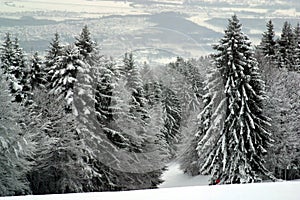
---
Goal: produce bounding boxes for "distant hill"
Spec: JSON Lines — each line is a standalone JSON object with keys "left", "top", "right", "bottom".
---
{"left": 0, "top": 16, "right": 57, "bottom": 27}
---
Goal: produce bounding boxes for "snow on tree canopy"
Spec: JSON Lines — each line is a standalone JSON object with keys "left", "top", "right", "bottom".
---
{"left": 184, "top": 15, "right": 274, "bottom": 185}
{"left": 49, "top": 45, "right": 85, "bottom": 108}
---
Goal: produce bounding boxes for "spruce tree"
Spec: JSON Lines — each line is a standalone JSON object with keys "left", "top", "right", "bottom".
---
{"left": 75, "top": 29, "right": 165, "bottom": 191}
{"left": 167, "top": 57, "right": 203, "bottom": 122}
{"left": 180, "top": 68, "right": 222, "bottom": 176}
{"left": 1, "top": 35, "right": 27, "bottom": 103}
{"left": 45, "top": 32, "right": 63, "bottom": 86}
{"left": 123, "top": 53, "right": 149, "bottom": 120}
{"left": 0, "top": 33, "right": 14, "bottom": 74}
{"left": 193, "top": 15, "right": 273, "bottom": 184}
{"left": 104, "top": 53, "right": 165, "bottom": 189}
{"left": 27, "top": 52, "right": 46, "bottom": 91}
{"left": 294, "top": 23, "right": 300, "bottom": 71}
{"left": 75, "top": 25, "right": 95, "bottom": 59}
{"left": 0, "top": 71, "right": 31, "bottom": 196}
{"left": 29, "top": 91, "right": 101, "bottom": 194}
{"left": 277, "top": 21, "right": 296, "bottom": 70}
{"left": 48, "top": 45, "right": 82, "bottom": 110}
{"left": 161, "top": 86, "right": 182, "bottom": 157}
{"left": 12, "top": 38, "right": 27, "bottom": 80}
{"left": 143, "top": 81, "right": 162, "bottom": 108}
{"left": 46, "top": 29, "right": 126, "bottom": 192}
{"left": 260, "top": 20, "right": 276, "bottom": 59}
{"left": 8, "top": 37, "right": 28, "bottom": 103}
{"left": 264, "top": 67, "right": 300, "bottom": 180}
{"left": 95, "top": 56, "right": 120, "bottom": 124}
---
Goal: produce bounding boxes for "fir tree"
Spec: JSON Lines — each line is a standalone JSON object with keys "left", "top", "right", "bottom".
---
{"left": 180, "top": 135, "right": 201, "bottom": 176}
{"left": 29, "top": 91, "right": 101, "bottom": 194}
{"left": 12, "top": 38, "right": 27, "bottom": 81}
{"left": 95, "top": 56, "right": 120, "bottom": 124}
{"left": 75, "top": 25, "right": 95, "bottom": 59}
{"left": 103, "top": 54, "right": 166, "bottom": 189}
{"left": 75, "top": 30, "right": 165, "bottom": 191}
{"left": 121, "top": 52, "right": 156, "bottom": 154}
{"left": 92, "top": 56, "right": 135, "bottom": 154}
{"left": 180, "top": 68, "right": 223, "bottom": 176}
{"left": 4, "top": 36, "right": 28, "bottom": 103}
{"left": 46, "top": 33, "right": 63, "bottom": 62}
{"left": 27, "top": 52, "right": 46, "bottom": 91}
{"left": 161, "top": 86, "right": 182, "bottom": 157}
{"left": 0, "top": 71, "right": 31, "bottom": 196}
{"left": 144, "top": 81, "right": 162, "bottom": 108}
{"left": 45, "top": 32, "right": 63, "bottom": 86}
{"left": 264, "top": 67, "right": 300, "bottom": 180}
{"left": 45, "top": 30, "right": 132, "bottom": 192}
{"left": 122, "top": 53, "right": 149, "bottom": 120}
{"left": 169, "top": 57, "right": 203, "bottom": 99}
{"left": 294, "top": 23, "right": 300, "bottom": 71}
{"left": 143, "top": 80, "right": 171, "bottom": 158}
{"left": 260, "top": 20, "right": 276, "bottom": 59}
{"left": 167, "top": 57, "right": 203, "bottom": 122}
{"left": 276, "top": 21, "right": 296, "bottom": 70}
{"left": 0, "top": 33, "right": 14, "bottom": 74}
{"left": 193, "top": 15, "right": 273, "bottom": 184}
{"left": 48, "top": 45, "right": 83, "bottom": 110}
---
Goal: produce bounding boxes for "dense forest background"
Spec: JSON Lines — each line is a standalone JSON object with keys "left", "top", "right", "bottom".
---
{"left": 0, "top": 15, "right": 299, "bottom": 196}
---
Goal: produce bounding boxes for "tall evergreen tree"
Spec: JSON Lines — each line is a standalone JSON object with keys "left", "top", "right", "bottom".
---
{"left": 95, "top": 56, "right": 120, "bottom": 124}
{"left": 260, "top": 20, "right": 276, "bottom": 59}
{"left": 45, "top": 33, "right": 63, "bottom": 62}
{"left": 27, "top": 52, "right": 46, "bottom": 91}
{"left": 166, "top": 57, "right": 203, "bottom": 124}
{"left": 294, "top": 23, "right": 300, "bottom": 71}
{"left": 1, "top": 36, "right": 28, "bottom": 103}
{"left": 101, "top": 53, "right": 166, "bottom": 189}
{"left": 264, "top": 67, "right": 300, "bottom": 180}
{"left": 161, "top": 86, "right": 182, "bottom": 157}
{"left": 0, "top": 33, "right": 14, "bottom": 74}
{"left": 180, "top": 68, "right": 223, "bottom": 176}
{"left": 12, "top": 38, "right": 27, "bottom": 81}
{"left": 75, "top": 25, "right": 95, "bottom": 59}
{"left": 276, "top": 21, "right": 296, "bottom": 70}
{"left": 29, "top": 90, "right": 101, "bottom": 194}
{"left": 48, "top": 45, "right": 82, "bottom": 110}
{"left": 45, "top": 32, "right": 63, "bottom": 86}
{"left": 189, "top": 15, "right": 273, "bottom": 184}
{"left": 143, "top": 81, "right": 162, "bottom": 108}
{"left": 123, "top": 53, "right": 149, "bottom": 120}
{"left": 0, "top": 71, "right": 31, "bottom": 196}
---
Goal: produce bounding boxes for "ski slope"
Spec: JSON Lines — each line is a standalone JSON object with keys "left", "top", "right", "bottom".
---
{"left": 1, "top": 163, "right": 300, "bottom": 200}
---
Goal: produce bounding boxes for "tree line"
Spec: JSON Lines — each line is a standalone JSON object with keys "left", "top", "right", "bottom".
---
{"left": 0, "top": 25, "right": 204, "bottom": 196}
{"left": 0, "top": 15, "right": 299, "bottom": 196}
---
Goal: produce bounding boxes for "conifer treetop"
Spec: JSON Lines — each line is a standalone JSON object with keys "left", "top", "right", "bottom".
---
{"left": 260, "top": 20, "right": 276, "bottom": 57}
{"left": 46, "top": 32, "right": 63, "bottom": 60}
{"left": 75, "top": 25, "right": 95, "bottom": 59}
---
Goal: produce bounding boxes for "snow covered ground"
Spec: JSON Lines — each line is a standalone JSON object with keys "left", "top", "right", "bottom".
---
{"left": 159, "top": 162, "right": 210, "bottom": 188}
{"left": 1, "top": 181, "right": 299, "bottom": 200}
{"left": 1, "top": 162, "right": 300, "bottom": 200}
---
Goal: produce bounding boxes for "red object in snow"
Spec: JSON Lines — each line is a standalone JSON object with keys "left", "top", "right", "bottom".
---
{"left": 216, "top": 179, "right": 220, "bottom": 184}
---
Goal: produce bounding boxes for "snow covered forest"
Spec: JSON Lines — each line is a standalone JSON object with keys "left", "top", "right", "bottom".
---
{"left": 0, "top": 15, "right": 299, "bottom": 197}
